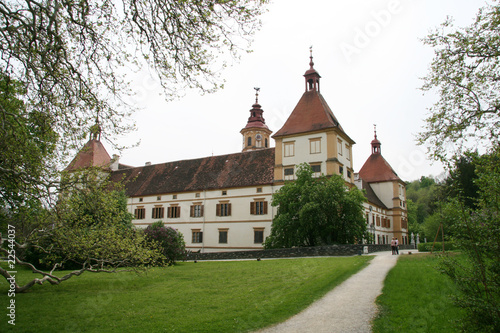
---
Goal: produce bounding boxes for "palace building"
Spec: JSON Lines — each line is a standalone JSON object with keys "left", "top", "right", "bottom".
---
{"left": 66, "top": 54, "right": 408, "bottom": 252}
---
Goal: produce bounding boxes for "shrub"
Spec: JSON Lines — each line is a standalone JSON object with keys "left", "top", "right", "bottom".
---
{"left": 144, "top": 222, "right": 186, "bottom": 265}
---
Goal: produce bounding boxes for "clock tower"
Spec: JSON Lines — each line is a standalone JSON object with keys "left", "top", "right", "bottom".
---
{"left": 240, "top": 88, "right": 272, "bottom": 152}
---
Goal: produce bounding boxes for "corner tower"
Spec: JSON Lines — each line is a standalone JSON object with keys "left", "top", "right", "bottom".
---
{"left": 272, "top": 50, "right": 355, "bottom": 184}
{"left": 240, "top": 88, "right": 272, "bottom": 152}
{"left": 358, "top": 127, "right": 408, "bottom": 243}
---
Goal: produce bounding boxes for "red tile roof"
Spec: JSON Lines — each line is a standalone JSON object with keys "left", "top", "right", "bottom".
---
{"left": 65, "top": 139, "right": 112, "bottom": 171}
{"left": 272, "top": 90, "right": 353, "bottom": 143}
{"left": 110, "top": 148, "right": 275, "bottom": 197}
{"left": 358, "top": 153, "right": 401, "bottom": 183}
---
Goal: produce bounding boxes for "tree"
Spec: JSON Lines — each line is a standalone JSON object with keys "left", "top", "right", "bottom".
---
{"left": 442, "top": 152, "right": 480, "bottom": 210}
{"left": 0, "top": 169, "right": 162, "bottom": 293}
{"left": 438, "top": 147, "right": 500, "bottom": 332}
{"left": 0, "top": 73, "right": 58, "bottom": 211}
{"left": 418, "top": 6, "right": 500, "bottom": 330}
{"left": 264, "top": 164, "right": 366, "bottom": 249}
{"left": 418, "top": 2, "right": 500, "bottom": 162}
{"left": 406, "top": 176, "right": 439, "bottom": 225}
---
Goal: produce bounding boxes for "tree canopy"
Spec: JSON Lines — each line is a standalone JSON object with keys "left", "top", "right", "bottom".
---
{"left": 0, "top": 0, "right": 269, "bottom": 203}
{"left": 264, "top": 164, "right": 366, "bottom": 249}
{"left": 418, "top": 2, "right": 500, "bottom": 162}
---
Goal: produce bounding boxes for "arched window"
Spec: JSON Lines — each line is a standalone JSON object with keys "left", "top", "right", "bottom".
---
{"left": 247, "top": 137, "right": 252, "bottom": 146}
{"left": 265, "top": 138, "right": 268, "bottom": 148}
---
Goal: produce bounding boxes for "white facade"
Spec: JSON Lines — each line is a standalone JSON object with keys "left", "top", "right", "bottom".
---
{"left": 129, "top": 185, "right": 280, "bottom": 252}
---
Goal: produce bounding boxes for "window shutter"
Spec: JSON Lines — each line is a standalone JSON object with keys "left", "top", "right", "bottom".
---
{"left": 264, "top": 201, "right": 268, "bottom": 214}
{"left": 200, "top": 205, "right": 204, "bottom": 217}
{"left": 216, "top": 204, "right": 221, "bottom": 216}
{"left": 190, "top": 205, "right": 194, "bottom": 217}
{"left": 228, "top": 203, "right": 232, "bottom": 216}
{"left": 250, "top": 202, "right": 255, "bottom": 215}
{"left": 167, "top": 206, "right": 172, "bottom": 218}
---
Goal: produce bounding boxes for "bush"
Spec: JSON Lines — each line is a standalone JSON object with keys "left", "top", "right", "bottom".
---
{"left": 144, "top": 222, "right": 186, "bottom": 265}
{"left": 418, "top": 242, "right": 456, "bottom": 252}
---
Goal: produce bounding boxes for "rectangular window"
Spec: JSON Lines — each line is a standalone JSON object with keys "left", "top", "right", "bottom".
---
{"left": 345, "top": 144, "right": 350, "bottom": 160}
{"left": 222, "top": 190, "right": 227, "bottom": 196}
{"left": 152, "top": 206, "right": 164, "bottom": 219}
{"left": 216, "top": 203, "right": 231, "bottom": 216}
{"left": 338, "top": 139, "right": 343, "bottom": 156}
{"left": 167, "top": 205, "right": 181, "bottom": 218}
{"left": 284, "top": 167, "right": 294, "bottom": 180}
{"left": 310, "top": 138, "right": 321, "bottom": 154}
{"left": 173, "top": 194, "right": 177, "bottom": 199}
{"left": 376, "top": 216, "right": 381, "bottom": 227}
{"left": 347, "top": 170, "right": 352, "bottom": 179}
{"left": 157, "top": 196, "right": 161, "bottom": 201}
{"left": 250, "top": 201, "right": 268, "bottom": 215}
{"left": 134, "top": 207, "right": 145, "bottom": 219}
{"left": 256, "top": 187, "right": 263, "bottom": 193}
{"left": 311, "top": 164, "right": 321, "bottom": 177}
{"left": 254, "top": 229, "right": 264, "bottom": 244}
{"left": 218, "top": 229, "right": 228, "bottom": 244}
{"left": 284, "top": 142, "right": 295, "bottom": 157}
{"left": 195, "top": 192, "right": 201, "bottom": 198}
{"left": 339, "top": 166, "right": 344, "bottom": 175}
{"left": 190, "top": 204, "right": 204, "bottom": 218}
{"left": 192, "top": 230, "right": 203, "bottom": 243}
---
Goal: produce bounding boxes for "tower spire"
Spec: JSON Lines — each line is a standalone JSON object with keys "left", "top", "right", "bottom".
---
{"left": 309, "top": 46, "right": 314, "bottom": 69}
{"left": 240, "top": 89, "right": 272, "bottom": 152}
{"left": 304, "top": 47, "right": 321, "bottom": 92}
{"left": 254, "top": 87, "right": 260, "bottom": 104}
{"left": 371, "top": 124, "right": 381, "bottom": 154}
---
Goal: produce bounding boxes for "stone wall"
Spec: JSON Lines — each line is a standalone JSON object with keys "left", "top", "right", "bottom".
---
{"left": 186, "top": 244, "right": 415, "bottom": 261}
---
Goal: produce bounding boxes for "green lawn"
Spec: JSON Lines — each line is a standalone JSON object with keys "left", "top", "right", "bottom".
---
{"left": 372, "top": 253, "right": 464, "bottom": 332}
{"left": 0, "top": 256, "right": 371, "bottom": 332}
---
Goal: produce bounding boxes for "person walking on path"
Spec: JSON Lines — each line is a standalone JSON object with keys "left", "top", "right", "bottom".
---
{"left": 391, "top": 238, "right": 396, "bottom": 255}
{"left": 254, "top": 251, "right": 406, "bottom": 333}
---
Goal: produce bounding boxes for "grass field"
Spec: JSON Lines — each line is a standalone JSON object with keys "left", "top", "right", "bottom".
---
{"left": 372, "top": 253, "right": 464, "bottom": 332}
{"left": 0, "top": 256, "right": 371, "bottom": 332}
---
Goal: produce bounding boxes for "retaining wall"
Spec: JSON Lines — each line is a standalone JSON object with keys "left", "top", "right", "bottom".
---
{"left": 186, "top": 244, "right": 416, "bottom": 261}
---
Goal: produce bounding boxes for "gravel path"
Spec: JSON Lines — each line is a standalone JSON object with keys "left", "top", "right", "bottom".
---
{"left": 254, "top": 251, "right": 405, "bottom": 333}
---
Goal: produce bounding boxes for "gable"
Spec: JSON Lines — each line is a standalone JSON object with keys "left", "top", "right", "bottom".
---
{"left": 273, "top": 90, "right": 354, "bottom": 144}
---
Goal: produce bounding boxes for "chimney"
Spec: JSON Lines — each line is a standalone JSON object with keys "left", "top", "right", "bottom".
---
{"left": 145, "top": 162, "right": 152, "bottom": 166}
{"left": 111, "top": 154, "right": 120, "bottom": 171}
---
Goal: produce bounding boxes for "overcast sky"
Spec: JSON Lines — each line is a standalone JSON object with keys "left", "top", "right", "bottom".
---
{"left": 112, "top": 0, "right": 488, "bottom": 182}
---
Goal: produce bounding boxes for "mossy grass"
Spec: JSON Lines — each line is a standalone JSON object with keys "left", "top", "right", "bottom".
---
{"left": 1, "top": 256, "right": 371, "bottom": 332}
{"left": 372, "top": 253, "right": 464, "bottom": 332}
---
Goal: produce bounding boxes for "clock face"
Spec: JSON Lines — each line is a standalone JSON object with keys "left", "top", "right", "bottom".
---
{"left": 256, "top": 134, "right": 262, "bottom": 141}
